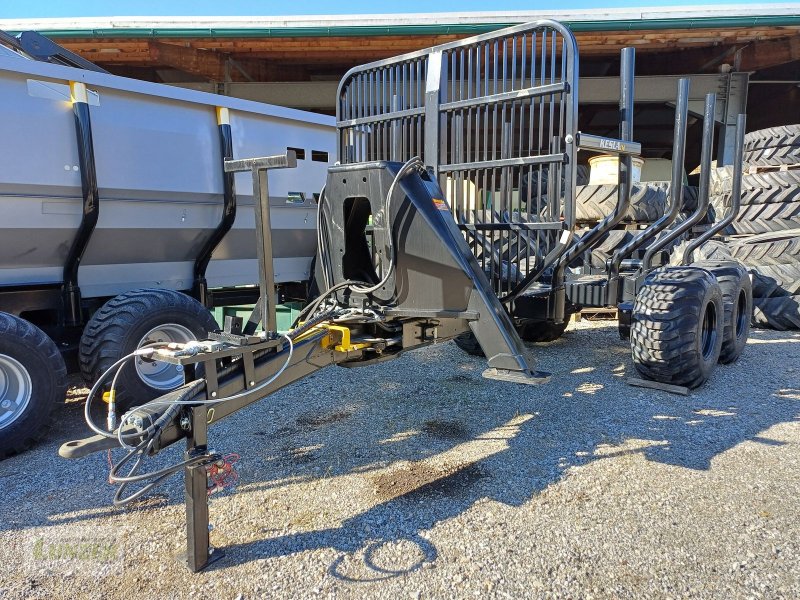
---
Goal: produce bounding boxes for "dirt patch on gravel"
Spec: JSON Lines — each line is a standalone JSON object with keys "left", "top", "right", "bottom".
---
{"left": 296, "top": 409, "right": 353, "bottom": 429}
{"left": 371, "top": 461, "right": 487, "bottom": 502}
{"left": 422, "top": 419, "right": 469, "bottom": 440}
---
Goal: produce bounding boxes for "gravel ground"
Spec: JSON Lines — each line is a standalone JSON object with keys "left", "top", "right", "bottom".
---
{"left": 1, "top": 320, "right": 799, "bottom": 599}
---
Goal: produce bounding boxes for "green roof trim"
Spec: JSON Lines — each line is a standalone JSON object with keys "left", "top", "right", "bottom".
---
{"left": 10, "top": 15, "right": 800, "bottom": 39}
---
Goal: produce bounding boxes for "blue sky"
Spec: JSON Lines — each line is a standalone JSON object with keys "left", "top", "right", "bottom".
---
{"left": 1, "top": 0, "right": 787, "bottom": 19}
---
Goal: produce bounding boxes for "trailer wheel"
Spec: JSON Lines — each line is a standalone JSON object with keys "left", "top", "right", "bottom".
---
{"left": 452, "top": 331, "right": 484, "bottom": 356}
{"left": 79, "top": 289, "right": 218, "bottom": 406}
{"left": 0, "top": 312, "right": 67, "bottom": 458}
{"left": 630, "top": 267, "right": 724, "bottom": 388}
{"left": 516, "top": 320, "right": 568, "bottom": 343}
{"left": 693, "top": 261, "right": 752, "bottom": 364}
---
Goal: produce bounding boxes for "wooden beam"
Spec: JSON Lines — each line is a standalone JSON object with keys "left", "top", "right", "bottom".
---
{"left": 738, "top": 35, "right": 800, "bottom": 71}
{"left": 148, "top": 41, "right": 225, "bottom": 80}
{"left": 58, "top": 26, "right": 800, "bottom": 76}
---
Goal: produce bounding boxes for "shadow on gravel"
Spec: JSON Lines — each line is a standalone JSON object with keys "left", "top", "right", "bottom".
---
{"left": 212, "top": 327, "right": 800, "bottom": 578}
{"left": 3, "top": 326, "right": 799, "bottom": 581}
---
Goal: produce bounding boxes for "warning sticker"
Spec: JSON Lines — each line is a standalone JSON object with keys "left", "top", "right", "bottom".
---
{"left": 432, "top": 198, "right": 450, "bottom": 211}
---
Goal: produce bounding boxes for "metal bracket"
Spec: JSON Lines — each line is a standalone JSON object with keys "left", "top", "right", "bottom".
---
{"left": 576, "top": 132, "right": 642, "bottom": 156}
{"left": 224, "top": 152, "right": 298, "bottom": 336}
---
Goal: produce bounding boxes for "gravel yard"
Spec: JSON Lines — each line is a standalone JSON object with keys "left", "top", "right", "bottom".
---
{"left": 1, "top": 319, "right": 798, "bottom": 599}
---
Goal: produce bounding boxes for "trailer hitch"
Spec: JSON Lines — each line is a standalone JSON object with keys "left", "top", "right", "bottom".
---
{"left": 62, "top": 143, "right": 549, "bottom": 571}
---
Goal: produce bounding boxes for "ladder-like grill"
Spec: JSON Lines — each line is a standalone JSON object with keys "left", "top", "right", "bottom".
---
{"left": 336, "top": 20, "right": 579, "bottom": 299}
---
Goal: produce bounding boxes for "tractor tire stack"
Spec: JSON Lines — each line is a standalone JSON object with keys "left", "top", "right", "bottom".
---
{"left": 572, "top": 181, "right": 700, "bottom": 271}
{"left": 705, "top": 124, "right": 800, "bottom": 330}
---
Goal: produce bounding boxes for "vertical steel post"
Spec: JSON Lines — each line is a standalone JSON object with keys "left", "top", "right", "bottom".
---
{"left": 681, "top": 113, "right": 746, "bottom": 263}
{"left": 680, "top": 93, "right": 717, "bottom": 265}
{"left": 251, "top": 167, "right": 278, "bottom": 335}
{"left": 551, "top": 47, "right": 636, "bottom": 316}
{"left": 424, "top": 51, "right": 444, "bottom": 174}
{"left": 194, "top": 107, "right": 237, "bottom": 307}
{"left": 641, "top": 93, "right": 716, "bottom": 268}
{"left": 391, "top": 94, "right": 403, "bottom": 162}
{"left": 62, "top": 81, "right": 100, "bottom": 327}
{"left": 185, "top": 406, "right": 212, "bottom": 573}
{"left": 609, "top": 78, "right": 690, "bottom": 280}
{"left": 717, "top": 72, "right": 749, "bottom": 166}
{"left": 561, "top": 31, "right": 579, "bottom": 231}
{"left": 617, "top": 47, "right": 635, "bottom": 218}
{"left": 728, "top": 114, "right": 747, "bottom": 221}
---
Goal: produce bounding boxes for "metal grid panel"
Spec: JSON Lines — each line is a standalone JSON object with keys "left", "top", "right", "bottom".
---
{"left": 337, "top": 20, "right": 578, "bottom": 297}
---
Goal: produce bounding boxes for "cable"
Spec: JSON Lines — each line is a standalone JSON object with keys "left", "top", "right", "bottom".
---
{"left": 316, "top": 184, "right": 333, "bottom": 291}
{"left": 144, "top": 333, "right": 295, "bottom": 407}
{"left": 83, "top": 346, "right": 165, "bottom": 441}
{"left": 103, "top": 330, "right": 300, "bottom": 506}
{"left": 293, "top": 279, "right": 365, "bottom": 326}
{"left": 110, "top": 435, "right": 218, "bottom": 506}
{"left": 350, "top": 156, "right": 423, "bottom": 295}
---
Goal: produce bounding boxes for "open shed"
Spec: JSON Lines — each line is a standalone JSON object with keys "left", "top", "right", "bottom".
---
{"left": 3, "top": 4, "right": 799, "bottom": 168}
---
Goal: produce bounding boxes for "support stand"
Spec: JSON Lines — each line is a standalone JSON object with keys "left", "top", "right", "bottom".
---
{"left": 181, "top": 152, "right": 297, "bottom": 572}
{"left": 182, "top": 405, "right": 224, "bottom": 572}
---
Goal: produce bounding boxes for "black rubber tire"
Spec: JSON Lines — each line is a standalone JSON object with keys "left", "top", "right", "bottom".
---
{"left": 79, "top": 289, "right": 218, "bottom": 406}
{"left": 749, "top": 263, "right": 800, "bottom": 298}
{"left": 575, "top": 183, "right": 668, "bottom": 224}
{"left": 693, "top": 261, "right": 752, "bottom": 364}
{"left": 710, "top": 166, "right": 735, "bottom": 197}
{"left": 516, "top": 320, "right": 568, "bottom": 343}
{"left": 0, "top": 312, "right": 67, "bottom": 459}
{"left": 710, "top": 171, "right": 800, "bottom": 234}
{"left": 669, "top": 239, "right": 734, "bottom": 266}
{"left": 743, "top": 170, "right": 800, "bottom": 201}
{"left": 453, "top": 331, "right": 485, "bottom": 356}
{"left": 677, "top": 185, "right": 700, "bottom": 214}
{"left": 575, "top": 165, "right": 590, "bottom": 186}
{"left": 519, "top": 165, "right": 590, "bottom": 213}
{"left": 707, "top": 194, "right": 734, "bottom": 229}
{"left": 630, "top": 267, "right": 724, "bottom": 388}
{"left": 745, "top": 146, "right": 800, "bottom": 168}
{"left": 744, "top": 124, "right": 800, "bottom": 151}
{"left": 752, "top": 295, "right": 800, "bottom": 330}
{"left": 731, "top": 202, "right": 800, "bottom": 234}
{"left": 589, "top": 229, "right": 635, "bottom": 270}
{"left": 711, "top": 170, "right": 800, "bottom": 205}
{"left": 743, "top": 125, "right": 800, "bottom": 167}
{"left": 728, "top": 229, "right": 800, "bottom": 267}
{"left": 569, "top": 228, "right": 635, "bottom": 271}
{"left": 641, "top": 181, "right": 700, "bottom": 214}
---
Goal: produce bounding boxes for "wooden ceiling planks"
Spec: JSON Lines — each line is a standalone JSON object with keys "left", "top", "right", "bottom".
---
{"left": 54, "top": 26, "right": 800, "bottom": 77}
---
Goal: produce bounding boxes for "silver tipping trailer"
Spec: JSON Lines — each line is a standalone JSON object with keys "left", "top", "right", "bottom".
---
{"left": 0, "top": 49, "right": 333, "bottom": 297}
{"left": 0, "top": 33, "right": 334, "bottom": 458}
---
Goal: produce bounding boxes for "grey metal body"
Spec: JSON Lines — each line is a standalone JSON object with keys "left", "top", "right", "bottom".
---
{"left": 320, "top": 161, "right": 541, "bottom": 376}
{"left": 0, "top": 54, "right": 335, "bottom": 298}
